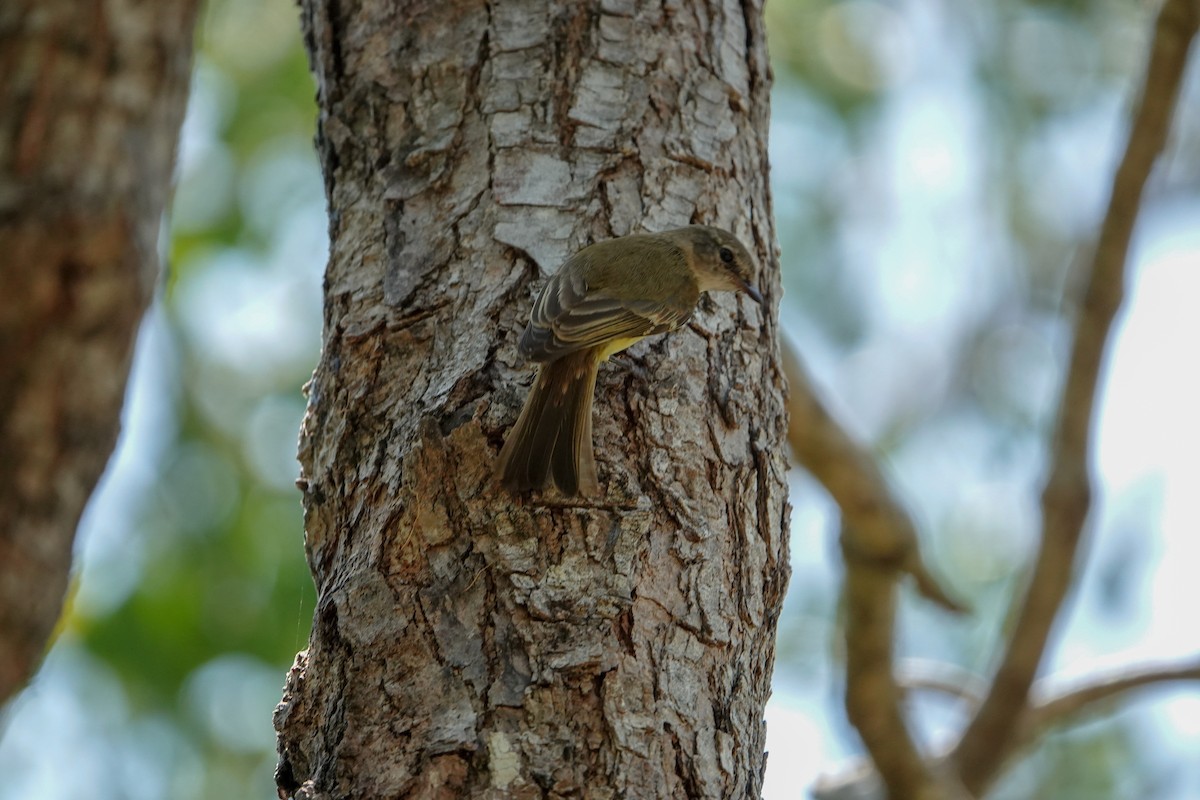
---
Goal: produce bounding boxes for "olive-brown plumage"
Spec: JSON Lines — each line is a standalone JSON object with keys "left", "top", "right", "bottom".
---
{"left": 497, "top": 225, "right": 761, "bottom": 496}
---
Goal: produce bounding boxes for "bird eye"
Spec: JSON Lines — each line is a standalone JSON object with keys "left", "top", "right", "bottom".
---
{"left": 719, "top": 247, "right": 734, "bottom": 264}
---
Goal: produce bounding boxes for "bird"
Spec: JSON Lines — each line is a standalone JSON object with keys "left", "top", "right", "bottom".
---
{"left": 496, "top": 224, "right": 762, "bottom": 496}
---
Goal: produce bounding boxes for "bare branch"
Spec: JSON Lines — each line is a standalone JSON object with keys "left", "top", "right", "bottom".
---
{"left": 783, "top": 339, "right": 965, "bottom": 799}
{"left": 952, "top": 1, "right": 1200, "bottom": 792}
{"left": 1021, "top": 658, "right": 1200, "bottom": 744}
{"left": 903, "top": 656, "right": 1200, "bottom": 752}
{"left": 815, "top": 657, "right": 1200, "bottom": 800}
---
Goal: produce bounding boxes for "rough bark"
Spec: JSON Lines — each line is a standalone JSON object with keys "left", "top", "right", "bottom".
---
{"left": 274, "top": 0, "right": 789, "bottom": 798}
{"left": 0, "top": 0, "right": 200, "bottom": 704}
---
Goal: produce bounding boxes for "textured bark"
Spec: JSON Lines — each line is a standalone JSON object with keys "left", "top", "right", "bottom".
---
{"left": 0, "top": 0, "right": 199, "bottom": 703}
{"left": 275, "top": 0, "right": 789, "bottom": 798}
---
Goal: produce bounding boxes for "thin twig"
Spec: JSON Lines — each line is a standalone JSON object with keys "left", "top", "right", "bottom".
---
{"left": 899, "top": 660, "right": 988, "bottom": 708}
{"left": 783, "top": 339, "right": 965, "bottom": 800}
{"left": 1021, "top": 658, "right": 1200, "bottom": 745}
{"left": 952, "top": 1, "right": 1200, "bottom": 793}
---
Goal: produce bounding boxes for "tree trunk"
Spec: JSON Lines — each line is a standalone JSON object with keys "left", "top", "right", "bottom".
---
{"left": 0, "top": 0, "right": 199, "bottom": 704}
{"left": 274, "top": 0, "right": 789, "bottom": 797}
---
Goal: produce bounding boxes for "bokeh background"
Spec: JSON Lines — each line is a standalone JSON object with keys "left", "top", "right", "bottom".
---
{"left": 2, "top": 0, "right": 1198, "bottom": 797}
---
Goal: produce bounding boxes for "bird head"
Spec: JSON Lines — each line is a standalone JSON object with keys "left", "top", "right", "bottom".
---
{"left": 670, "top": 225, "right": 763, "bottom": 303}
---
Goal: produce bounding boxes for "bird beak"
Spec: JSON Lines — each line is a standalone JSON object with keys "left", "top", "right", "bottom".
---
{"left": 740, "top": 279, "right": 764, "bottom": 304}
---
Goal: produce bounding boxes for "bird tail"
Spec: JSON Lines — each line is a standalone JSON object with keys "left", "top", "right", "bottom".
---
{"left": 496, "top": 349, "right": 599, "bottom": 496}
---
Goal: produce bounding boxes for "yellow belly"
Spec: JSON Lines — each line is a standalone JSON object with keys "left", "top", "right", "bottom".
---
{"left": 596, "top": 336, "right": 646, "bottom": 361}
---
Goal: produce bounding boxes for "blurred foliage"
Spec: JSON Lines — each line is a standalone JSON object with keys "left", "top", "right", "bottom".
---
{"left": 2, "top": 0, "right": 1198, "bottom": 797}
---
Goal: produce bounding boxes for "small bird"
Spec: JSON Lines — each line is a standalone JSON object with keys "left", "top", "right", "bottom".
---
{"left": 496, "top": 225, "right": 762, "bottom": 496}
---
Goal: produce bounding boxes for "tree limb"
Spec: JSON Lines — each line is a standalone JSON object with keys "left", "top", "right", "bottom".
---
{"left": 951, "top": 0, "right": 1200, "bottom": 792}
{"left": 783, "top": 339, "right": 965, "bottom": 799}
{"left": 0, "top": 0, "right": 199, "bottom": 704}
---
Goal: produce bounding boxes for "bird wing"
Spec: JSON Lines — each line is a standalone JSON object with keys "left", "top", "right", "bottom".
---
{"left": 518, "top": 266, "right": 695, "bottom": 362}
